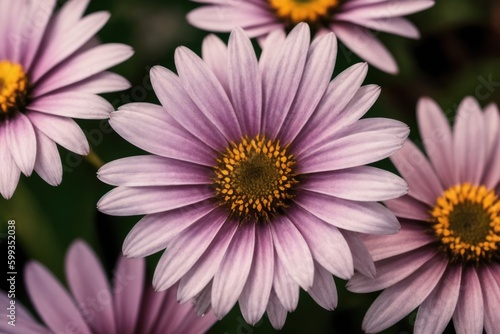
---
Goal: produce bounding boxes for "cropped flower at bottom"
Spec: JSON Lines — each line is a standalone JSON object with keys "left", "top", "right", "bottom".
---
{"left": 348, "top": 97, "right": 500, "bottom": 334}
{"left": 98, "top": 24, "right": 409, "bottom": 329}
{"left": 0, "top": 241, "right": 217, "bottom": 334}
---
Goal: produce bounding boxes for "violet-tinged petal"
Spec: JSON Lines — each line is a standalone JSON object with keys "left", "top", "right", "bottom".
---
{"left": 177, "top": 220, "right": 238, "bottom": 302}
{"left": 262, "top": 23, "right": 309, "bottom": 138}
{"left": 25, "top": 262, "right": 92, "bottom": 334}
{"left": 479, "top": 266, "right": 500, "bottom": 334}
{"left": 6, "top": 113, "right": 36, "bottom": 176}
{"left": 0, "top": 126, "right": 21, "bottom": 199}
{"left": 289, "top": 206, "right": 354, "bottom": 279}
{"left": 332, "top": 22, "right": 398, "bottom": 74}
{"left": 266, "top": 290, "right": 288, "bottom": 330}
{"left": 212, "top": 223, "right": 256, "bottom": 318}
{"left": 28, "top": 92, "right": 113, "bottom": 119}
{"left": 271, "top": 215, "right": 314, "bottom": 290}
{"left": 239, "top": 226, "right": 274, "bottom": 325}
{"left": 175, "top": 46, "right": 242, "bottom": 141}
{"left": 384, "top": 195, "right": 431, "bottom": 221}
{"left": 340, "top": 230, "right": 376, "bottom": 278}
{"left": 414, "top": 265, "right": 462, "bottom": 334}
{"left": 301, "top": 166, "right": 408, "bottom": 202}
{"left": 59, "top": 71, "right": 131, "bottom": 95}
{"left": 452, "top": 268, "right": 484, "bottom": 334}
{"left": 228, "top": 28, "right": 262, "bottom": 136}
{"left": 113, "top": 257, "right": 145, "bottom": 334}
{"left": 202, "top": 34, "right": 230, "bottom": 93}
{"left": 362, "top": 256, "right": 447, "bottom": 333}
{"left": 97, "top": 185, "right": 213, "bottom": 216}
{"left": 153, "top": 209, "right": 227, "bottom": 291}
{"left": 65, "top": 241, "right": 116, "bottom": 334}
{"left": 308, "top": 262, "right": 338, "bottom": 310}
{"left": 273, "top": 255, "right": 300, "bottom": 312}
{"left": 97, "top": 155, "right": 211, "bottom": 187}
{"left": 416, "top": 97, "right": 455, "bottom": 187}
{"left": 122, "top": 202, "right": 216, "bottom": 258}
{"left": 295, "top": 191, "right": 400, "bottom": 235}
{"left": 390, "top": 139, "right": 444, "bottom": 206}
{"left": 26, "top": 110, "right": 89, "bottom": 155}
{"left": 33, "top": 129, "right": 62, "bottom": 186}
{"left": 0, "top": 292, "right": 49, "bottom": 333}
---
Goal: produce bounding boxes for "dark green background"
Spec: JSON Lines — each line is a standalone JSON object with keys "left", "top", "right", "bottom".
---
{"left": 1, "top": 0, "right": 499, "bottom": 333}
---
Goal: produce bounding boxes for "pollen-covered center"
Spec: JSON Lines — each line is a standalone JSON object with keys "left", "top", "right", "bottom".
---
{"left": 431, "top": 183, "right": 500, "bottom": 263}
{"left": 268, "top": 0, "right": 340, "bottom": 24}
{"left": 0, "top": 61, "right": 29, "bottom": 115}
{"left": 213, "top": 135, "right": 298, "bottom": 222}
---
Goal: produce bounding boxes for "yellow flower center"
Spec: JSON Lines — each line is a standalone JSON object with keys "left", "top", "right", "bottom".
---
{"left": 431, "top": 183, "right": 500, "bottom": 263}
{"left": 0, "top": 61, "right": 29, "bottom": 115}
{"left": 213, "top": 135, "right": 298, "bottom": 223}
{"left": 268, "top": 0, "right": 340, "bottom": 24}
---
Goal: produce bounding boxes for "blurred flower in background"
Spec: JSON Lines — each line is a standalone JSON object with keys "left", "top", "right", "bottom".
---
{"left": 0, "top": 0, "right": 132, "bottom": 199}
{"left": 0, "top": 240, "right": 217, "bottom": 334}
{"left": 187, "top": 0, "right": 434, "bottom": 73}
{"left": 348, "top": 97, "right": 500, "bottom": 334}
{"left": 97, "top": 23, "right": 409, "bottom": 328}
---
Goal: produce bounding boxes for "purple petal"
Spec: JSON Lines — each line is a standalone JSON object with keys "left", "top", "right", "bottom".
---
{"left": 288, "top": 206, "right": 353, "bottom": 279}
{"left": 415, "top": 265, "right": 462, "bottom": 334}
{"left": 33, "top": 129, "right": 62, "bottom": 186}
{"left": 31, "top": 11, "right": 110, "bottom": 82}
{"left": 59, "top": 71, "right": 131, "bottom": 95}
{"left": 0, "top": 126, "right": 21, "bottom": 199}
{"left": 175, "top": 46, "right": 242, "bottom": 141}
{"left": 202, "top": 34, "right": 229, "bottom": 93}
{"left": 228, "top": 28, "right": 262, "bottom": 136}
{"left": 212, "top": 223, "right": 256, "bottom": 318}
{"left": 177, "top": 220, "right": 238, "bottom": 303}
{"left": 259, "top": 29, "right": 286, "bottom": 74}
{"left": 65, "top": 241, "right": 116, "bottom": 333}
{"left": 239, "top": 225, "right": 274, "bottom": 325}
{"left": 362, "top": 220, "right": 435, "bottom": 260}
{"left": 113, "top": 257, "right": 145, "bottom": 334}
{"left": 308, "top": 263, "right": 338, "bottom": 310}
{"left": 271, "top": 215, "right": 314, "bottom": 290}
{"left": 338, "top": 0, "right": 434, "bottom": 19}
{"left": 453, "top": 97, "right": 486, "bottom": 185}
{"left": 150, "top": 66, "right": 227, "bottom": 151}
{"left": 262, "top": 23, "right": 310, "bottom": 138}
{"left": 340, "top": 231, "right": 376, "bottom": 278}
{"left": 273, "top": 255, "right": 300, "bottom": 312}
{"left": 385, "top": 194, "right": 432, "bottom": 221}
{"left": 152, "top": 209, "right": 227, "bottom": 291}
{"left": 97, "top": 185, "right": 213, "bottom": 216}
{"left": 25, "top": 262, "right": 92, "bottom": 334}
{"left": 0, "top": 291, "right": 49, "bottom": 333}
{"left": 348, "top": 246, "right": 438, "bottom": 293}
{"left": 6, "top": 113, "right": 36, "bottom": 176}
{"left": 295, "top": 191, "right": 400, "bottom": 234}
{"left": 266, "top": 290, "right": 288, "bottom": 330}
{"left": 26, "top": 111, "right": 89, "bottom": 155}
{"left": 28, "top": 92, "right": 113, "bottom": 119}
{"left": 299, "top": 118, "right": 408, "bottom": 174}
{"left": 301, "top": 166, "right": 407, "bottom": 202}
{"left": 293, "top": 63, "right": 369, "bottom": 154}
{"left": 390, "top": 139, "right": 443, "bottom": 206}
{"left": 416, "top": 97, "right": 454, "bottom": 187}
{"left": 123, "top": 201, "right": 216, "bottom": 257}
{"left": 110, "top": 103, "right": 215, "bottom": 166}
{"left": 34, "top": 44, "right": 133, "bottom": 96}
{"left": 332, "top": 22, "right": 398, "bottom": 74}
{"left": 479, "top": 265, "right": 500, "bottom": 334}
{"left": 362, "top": 256, "right": 447, "bottom": 333}
{"left": 97, "top": 155, "right": 211, "bottom": 187}
{"left": 345, "top": 17, "right": 419, "bottom": 39}
{"left": 452, "top": 268, "right": 484, "bottom": 334}
{"left": 278, "top": 32, "right": 337, "bottom": 144}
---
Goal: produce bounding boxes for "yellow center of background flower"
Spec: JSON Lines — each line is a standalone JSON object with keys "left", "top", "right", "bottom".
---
{"left": 213, "top": 135, "right": 298, "bottom": 223}
{"left": 0, "top": 61, "right": 29, "bottom": 114}
{"left": 431, "top": 183, "right": 500, "bottom": 262}
{"left": 269, "top": 0, "right": 339, "bottom": 24}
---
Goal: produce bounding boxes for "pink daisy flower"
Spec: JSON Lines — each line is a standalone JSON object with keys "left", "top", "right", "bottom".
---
{"left": 97, "top": 24, "right": 409, "bottom": 328}
{"left": 348, "top": 97, "right": 500, "bottom": 334}
{"left": 0, "top": 0, "right": 133, "bottom": 199}
{"left": 0, "top": 240, "right": 217, "bottom": 334}
{"left": 187, "top": 0, "right": 434, "bottom": 74}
